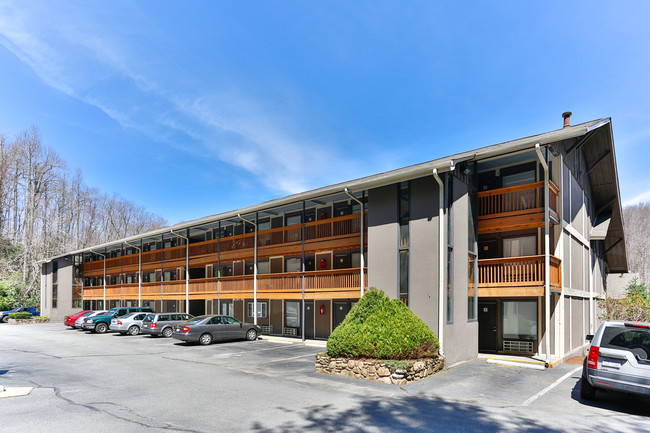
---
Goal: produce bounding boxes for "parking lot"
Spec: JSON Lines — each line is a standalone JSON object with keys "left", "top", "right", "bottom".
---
{"left": 2, "top": 323, "right": 649, "bottom": 432}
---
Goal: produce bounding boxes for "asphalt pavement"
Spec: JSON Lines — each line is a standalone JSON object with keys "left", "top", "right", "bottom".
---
{"left": 1, "top": 322, "right": 649, "bottom": 432}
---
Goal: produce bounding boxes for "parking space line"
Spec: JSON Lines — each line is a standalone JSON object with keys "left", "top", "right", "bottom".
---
{"left": 522, "top": 366, "right": 581, "bottom": 407}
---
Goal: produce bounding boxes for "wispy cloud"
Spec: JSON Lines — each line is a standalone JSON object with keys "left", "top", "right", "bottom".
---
{"left": 623, "top": 189, "right": 650, "bottom": 207}
{"left": 0, "top": 2, "right": 345, "bottom": 195}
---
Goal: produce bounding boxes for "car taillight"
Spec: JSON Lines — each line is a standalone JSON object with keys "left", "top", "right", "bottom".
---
{"left": 587, "top": 346, "right": 599, "bottom": 369}
{"left": 117, "top": 321, "right": 122, "bottom": 325}
{"left": 151, "top": 323, "right": 157, "bottom": 328}
{"left": 182, "top": 326, "right": 190, "bottom": 333}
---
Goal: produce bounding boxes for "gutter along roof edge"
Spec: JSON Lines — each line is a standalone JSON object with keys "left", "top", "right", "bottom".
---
{"left": 42, "top": 119, "right": 606, "bottom": 262}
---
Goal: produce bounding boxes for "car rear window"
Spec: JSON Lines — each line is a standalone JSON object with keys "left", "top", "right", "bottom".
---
{"left": 601, "top": 327, "right": 650, "bottom": 352}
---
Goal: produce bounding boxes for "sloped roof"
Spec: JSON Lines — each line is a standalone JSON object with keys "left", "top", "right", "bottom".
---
{"left": 43, "top": 117, "right": 626, "bottom": 272}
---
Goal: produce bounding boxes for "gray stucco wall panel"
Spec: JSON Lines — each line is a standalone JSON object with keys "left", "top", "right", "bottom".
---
{"left": 367, "top": 184, "right": 399, "bottom": 298}
{"left": 409, "top": 177, "right": 440, "bottom": 335}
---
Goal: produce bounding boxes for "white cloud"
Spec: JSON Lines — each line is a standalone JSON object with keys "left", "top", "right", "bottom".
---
{"left": 623, "top": 190, "right": 650, "bottom": 207}
{"left": 0, "top": 2, "right": 345, "bottom": 195}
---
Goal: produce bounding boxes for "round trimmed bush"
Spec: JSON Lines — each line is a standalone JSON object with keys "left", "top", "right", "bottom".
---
{"left": 327, "top": 287, "right": 439, "bottom": 360}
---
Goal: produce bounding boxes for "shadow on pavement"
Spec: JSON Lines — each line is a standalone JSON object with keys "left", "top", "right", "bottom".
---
{"left": 571, "top": 378, "right": 650, "bottom": 417}
{"left": 250, "top": 395, "right": 561, "bottom": 433}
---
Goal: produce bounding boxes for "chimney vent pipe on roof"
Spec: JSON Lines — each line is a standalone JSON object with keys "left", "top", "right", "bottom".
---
{"left": 562, "top": 111, "right": 572, "bottom": 128}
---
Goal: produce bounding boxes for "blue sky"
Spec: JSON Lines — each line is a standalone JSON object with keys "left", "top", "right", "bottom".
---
{"left": 1, "top": 1, "right": 649, "bottom": 224}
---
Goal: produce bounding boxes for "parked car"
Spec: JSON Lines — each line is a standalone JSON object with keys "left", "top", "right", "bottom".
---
{"left": 1, "top": 306, "right": 40, "bottom": 323}
{"left": 74, "top": 310, "right": 107, "bottom": 329}
{"left": 142, "top": 313, "right": 193, "bottom": 338}
{"left": 581, "top": 320, "right": 650, "bottom": 400}
{"left": 64, "top": 310, "right": 93, "bottom": 327}
{"left": 172, "top": 315, "right": 262, "bottom": 345}
{"left": 81, "top": 306, "right": 155, "bottom": 333}
{"left": 110, "top": 312, "right": 149, "bottom": 335}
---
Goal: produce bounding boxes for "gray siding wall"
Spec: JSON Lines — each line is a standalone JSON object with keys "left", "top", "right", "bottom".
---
{"left": 368, "top": 184, "right": 399, "bottom": 298}
{"left": 42, "top": 257, "right": 77, "bottom": 321}
{"left": 409, "top": 176, "right": 440, "bottom": 335}
{"left": 443, "top": 176, "right": 478, "bottom": 366}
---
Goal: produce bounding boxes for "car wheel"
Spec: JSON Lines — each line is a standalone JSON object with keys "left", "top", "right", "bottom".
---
{"left": 580, "top": 377, "right": 596, "bottom": 401}
{"left": 199, "top": 333, "right": 212, "bottom": 345}
{"left": 162, "top": 327, "right": 173, "bottom": 338}
{"left": 1, "top": 316, "right": 8, "bottom": 323}
{"left": 127, "top": 325, "right": 140, "bottom": 336}
{"left": 246, "top": 329, "right": 258, "bottom": 341}
{"left": 95, "top": 323, "right": 108, "bottom": 334}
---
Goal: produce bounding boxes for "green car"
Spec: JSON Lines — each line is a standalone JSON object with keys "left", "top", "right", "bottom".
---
{"left": 80, "top": 306, "right": 154, "bottom": 333}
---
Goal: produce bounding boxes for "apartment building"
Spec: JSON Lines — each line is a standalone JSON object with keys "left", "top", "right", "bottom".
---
{"left": 41, "top": 114, "right": 627, "bottom": 366}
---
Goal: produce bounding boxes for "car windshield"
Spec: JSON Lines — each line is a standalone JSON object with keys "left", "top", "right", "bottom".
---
{"left": 120, "top": 313, "right": 136, "bottom": 319}
{"left": 144, "top": 314, "right": 155, "bottom": 321}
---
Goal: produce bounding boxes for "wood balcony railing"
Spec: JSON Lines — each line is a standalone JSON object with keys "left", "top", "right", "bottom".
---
{"left": 477, "top": 181, "right": 559, "bottom": 234}
{"left": 81, "top": 213, "right": 365, "bottom": 274}
{"left": 477, "top": 255, "right": 561, "bottom": 297}
{"left": 81, "top": 269, "right": 367, "bottom": 301}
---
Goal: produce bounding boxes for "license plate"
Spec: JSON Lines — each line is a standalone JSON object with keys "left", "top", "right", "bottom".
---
{"left": 602, "top": 360, "right": 620, "bottom": 368}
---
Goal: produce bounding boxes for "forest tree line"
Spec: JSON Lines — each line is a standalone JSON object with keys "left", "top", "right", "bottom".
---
{"left": 0, "top": 126, "right": 166, "bottom": 308}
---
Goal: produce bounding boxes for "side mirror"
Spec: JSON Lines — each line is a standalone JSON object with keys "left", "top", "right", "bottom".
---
{"left": 586, "top": 334, "right": 594, "bottom": 342}
{"left": 240, "top": 323, "right": 243, "bottom": 328}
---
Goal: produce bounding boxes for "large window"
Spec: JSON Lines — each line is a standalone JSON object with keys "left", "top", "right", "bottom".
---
{"left": 285, "top": 301, "right": 300, "bottom": 328}
{"left": 52, "top": 261, "right": 58, "bottom": 309}
{"left": 399, "top": 181, "right": 410, "bottom": 304}
{"left": 502, "top": 300, "right": 537, "bottom": 340}
{"left": 446, "top": 174, "right": 454, "bottom": 323}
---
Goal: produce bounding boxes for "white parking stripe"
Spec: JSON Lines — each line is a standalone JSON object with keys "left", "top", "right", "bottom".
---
{"left": 522, "top": 366, "right": 582, "bottom": 406}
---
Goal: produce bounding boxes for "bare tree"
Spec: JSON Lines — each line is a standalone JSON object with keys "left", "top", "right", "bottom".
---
{"left": 0, "top": 125, "right": 167, "bottom": 299}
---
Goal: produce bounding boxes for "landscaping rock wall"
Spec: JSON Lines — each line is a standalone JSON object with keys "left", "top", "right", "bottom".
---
{"left": 315, "top": 354, "right": 444, "bottom": 386}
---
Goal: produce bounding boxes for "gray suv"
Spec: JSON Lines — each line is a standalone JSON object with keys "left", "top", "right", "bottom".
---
{"left": 581, "top": 321, "right": 650, "bottom": 400}
{"left": 142, "top": 313, "right": 193, "bottom": 338}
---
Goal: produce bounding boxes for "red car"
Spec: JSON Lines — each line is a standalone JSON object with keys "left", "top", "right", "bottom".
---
{"left": 64, "top": 310, "right": 93, "bottom": 327}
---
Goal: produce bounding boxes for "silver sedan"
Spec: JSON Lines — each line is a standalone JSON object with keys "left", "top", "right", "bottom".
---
{"left": 110, "top": 312, "right": 149, "bottom": 335}
{"left": 74, "top": 310, "right": 107, "bottom": 329}
{"left": 172, "top": 315, "right": 262, "bottom": 345}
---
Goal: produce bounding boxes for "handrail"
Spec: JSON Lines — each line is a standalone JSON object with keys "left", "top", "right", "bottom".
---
{"left": 478, "top": 181, "right": 558, "bottom": 218}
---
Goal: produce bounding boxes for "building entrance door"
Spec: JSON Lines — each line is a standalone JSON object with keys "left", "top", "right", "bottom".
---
{"left": 304, "top": 301, "right": 314, "bottom": 339}
{"left": 333, "top": 301, "right": 350, "bottom": 330}
{"left": 478, "top": 301, "right": 498, "bottom": 352}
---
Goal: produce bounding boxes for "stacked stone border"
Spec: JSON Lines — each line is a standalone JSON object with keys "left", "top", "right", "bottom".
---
{"left": 315, "top": 353, "right": 444, "bottom": 386}
{"left": 8, "top": 318, "right": 50, "bottom": 324}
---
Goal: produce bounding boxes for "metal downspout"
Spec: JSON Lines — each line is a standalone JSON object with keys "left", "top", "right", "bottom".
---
{"left": 432, "top": 169, "right": 445, "bottom": 356}
{"left": 170, "top": 229, "right": 190, "bottom": 314}
{"left": 124, "top": 241, "right": 142, "bottom": 307}
{"left": 238, "top": 213, "right": 258, "bottom": 325}
{"left": 344, "top": 188, "right": 365, "bottom": 297}
{"left": 90, "top": 249, "right": 106, "bottom": 309}
{"left": 535, "top": 143, "right": 551, "bottom": 365}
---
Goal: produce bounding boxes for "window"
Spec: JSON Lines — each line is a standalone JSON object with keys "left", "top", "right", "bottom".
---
{"left": 399, "top": 181, "right": 410, "bottom": 305}
{"left": 52, "top": 261, "right": 58, "bottom": 309}
{"left": 446, "top": 174, "right": 454, "bottom": 323}
{"left": 247, "top": 301, "right": 268, "bottom": 318}
{"left": 503, "top": 236, "right": 536, "bottom": 257}
{"left": 285, "top": 301, "right": 300, "bottom": 327}
{"left": 468, "top": 253, "right": 477, "bottom": 321}
{"left": 502, "top": 301, "right": 537, "bottom": 340}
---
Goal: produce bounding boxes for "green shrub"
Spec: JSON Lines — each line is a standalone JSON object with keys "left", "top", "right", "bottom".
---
{"left": 8, "top": 312, "right": 33, "bottom": 319}
{"left": 327, "top": 287, "right": 439, "bottom": 360}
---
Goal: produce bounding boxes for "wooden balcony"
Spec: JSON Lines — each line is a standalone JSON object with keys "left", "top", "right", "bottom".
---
{"left": 82, "top": 213, "right": 365, "bottom": 276}
{"left": 477, "top": 181, "right": 559, "bottom": 234}
{"left": 477, "top": 255, "right": 561, "bottom": 297}
{"left": 81, "top": 268, "right": 367, "bottom": 301}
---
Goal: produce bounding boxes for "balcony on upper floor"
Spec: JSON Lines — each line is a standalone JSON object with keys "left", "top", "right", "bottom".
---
{"left": 476, "top": 255, "right": 561, "bottom": 298}
{"left": 477, "top": 181, "right": 559, "bottom": 234}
